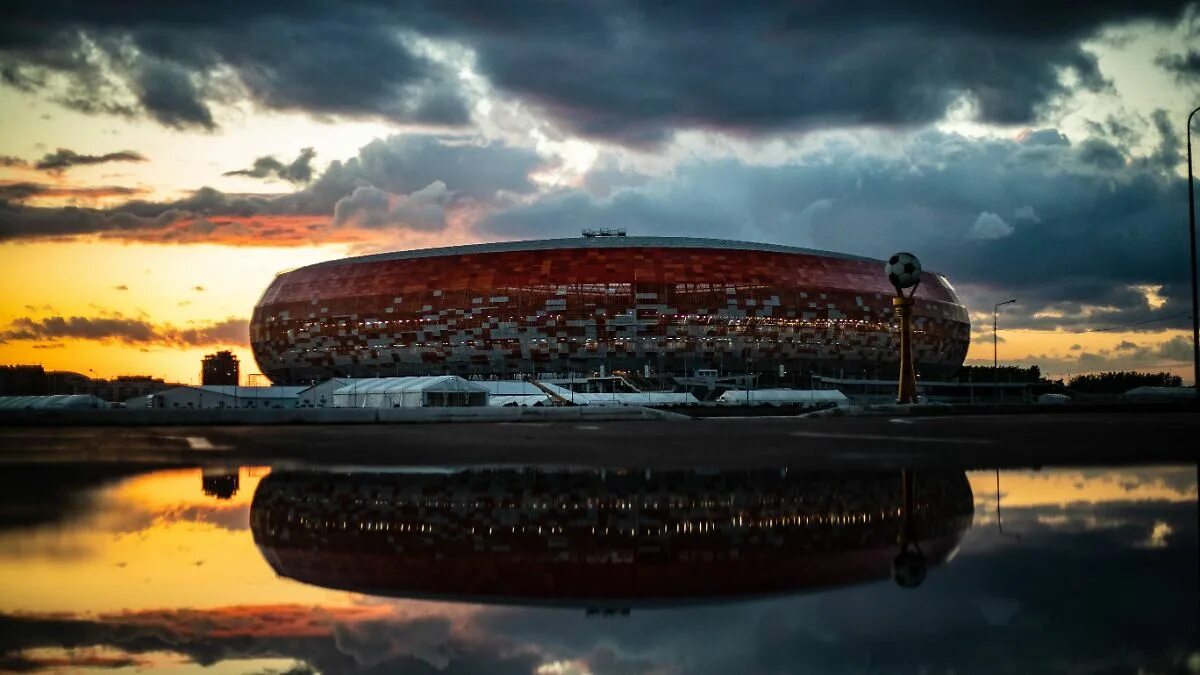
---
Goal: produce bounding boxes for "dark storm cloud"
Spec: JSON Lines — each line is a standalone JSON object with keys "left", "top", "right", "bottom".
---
{"left": 482, "top": 126, "right": 1191, "bottom": 332}
{"left": 1155, "top": 49, "right": 1200, "bottom": 83}
{"left": 0, "top": 183, "right": 145, "bottom": 202}
{"left": 33, "top": 148, "right": 147, "bottom": 173}
{"left": 224, "top": 147, "right": 317, "bottom": 185}
{"left": 0, "top": 155, "right": 28, "bottom": 168}
{"left": 0, "top": 2, "right": 1193, "bottom": 141}
{"left": 0, "top": 315, "right": 248, "bottom": 347}
{"left": 409, "top": 1, "right": 1187, "bottom": 144}
{"left": 132, "top": 59, "right": 215, "bottom": 130}
{"left": 0, "top": 134, "right": 544, "bottom": 243}
{"left": 310, "top": 134, "right": 543, "bottom": 207}
{"left": 0, "top": 4, "right": 470, "bottom": 131}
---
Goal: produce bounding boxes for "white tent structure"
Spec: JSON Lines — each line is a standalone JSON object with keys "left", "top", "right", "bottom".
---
{"left": 489, "top": 394, "right": 552, "bottom": 407}
{"left": 477, "top": 380, "right": 551, "bottom": 407}
{"left": 0, "top": 395, "right": 108, "bottom": 410}
{"left": 537, "top": 382, "right": 698, "bottom": 406}
{"left": 716, "top": 389, "right": 849, "bottom": 407}
{"left": 296, "top": 378, "right": 351, "bottom": 408}
{"left": 330, "top": 376, "right": 489, "bottom": 408}
{"left": 1121, "top": 386, "right": 1195, "bottom": 403}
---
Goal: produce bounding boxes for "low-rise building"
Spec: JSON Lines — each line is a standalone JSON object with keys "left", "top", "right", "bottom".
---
{"left": 128, "top": 385, "right": 307, "bottom": 409}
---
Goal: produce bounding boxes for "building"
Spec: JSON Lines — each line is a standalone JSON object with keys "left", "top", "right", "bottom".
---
{"left": 0, "top": 365, "right": 47, "bottom": 395}
{"left": 130, "top": 385, "right": 307, "bottom": 409}
{"left": 202, "top": 351, "right": 240, "bottom": 386}
{"left": 201, "top": 468, "right": 240, "bottom": 499}
{"left": 250, "top": 236, "right": 970, "bottom": 385}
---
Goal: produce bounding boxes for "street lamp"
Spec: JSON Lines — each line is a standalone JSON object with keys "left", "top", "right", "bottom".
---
{"left": 1187, "top": 105, "right": 1200, "bottom": 399}
{"left": 994, "top": 299, "right": 1015, "bottom": 399}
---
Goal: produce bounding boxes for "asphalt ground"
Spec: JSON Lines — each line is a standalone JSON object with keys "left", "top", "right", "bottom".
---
{"left": 0, "top": 411, "right": 1196, "bottom": 470}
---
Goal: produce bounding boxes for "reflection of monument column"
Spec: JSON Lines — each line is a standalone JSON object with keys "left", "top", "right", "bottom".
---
{"left": 893, "top": 296, "right": 917, "bottom": 404}
{"left": 893, "top": 468, "right": 928, "bottom": 588}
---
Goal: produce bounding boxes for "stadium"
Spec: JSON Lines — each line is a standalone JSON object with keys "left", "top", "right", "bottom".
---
{"left": 251, "top": 468, "right": 974, "bottom": 603}
{"left": 250, "top": 235, "right": 970, "bottom": 386}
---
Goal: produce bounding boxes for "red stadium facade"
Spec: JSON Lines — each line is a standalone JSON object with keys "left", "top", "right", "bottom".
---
{"left": 250, "top": 237, "right": 970, "bottom": 384}
{"left": 250, "top": 468, "right": 974, "bottom": 604}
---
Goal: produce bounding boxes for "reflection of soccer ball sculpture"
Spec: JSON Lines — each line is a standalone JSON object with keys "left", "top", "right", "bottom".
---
{"left": 885, "top": 252, "right": 922, "bottom": 292}
{"left": 892, "top": 549, "right": 928, "bottom": 588}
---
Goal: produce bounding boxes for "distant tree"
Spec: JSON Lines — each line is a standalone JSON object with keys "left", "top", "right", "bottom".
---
{"left": 1067, "top": 371, "right": 1183, "bottom": 394}
{"left": 956, "top": 365, "right": 1044, "bottom": 383}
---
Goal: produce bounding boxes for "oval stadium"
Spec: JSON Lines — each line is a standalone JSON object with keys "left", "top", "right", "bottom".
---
{"left": 250, "top": 236, "right": 970, "bottom": 385}
{"left": 250, "top": 468, "right": 974, "bottom": 603}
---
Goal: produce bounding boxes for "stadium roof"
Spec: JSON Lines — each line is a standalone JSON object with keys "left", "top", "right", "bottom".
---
{"left": 295, "top": 236, "right": 878, "bottom": 272}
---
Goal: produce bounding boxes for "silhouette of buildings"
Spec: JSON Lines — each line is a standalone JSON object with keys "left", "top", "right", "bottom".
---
{"left": 201, "top": 468, "right": 239, "bottom": 499}
{"left": 202, "top": 351, "right": 239, "bottom": 386}
{"left": 0, "top": 365, "right": 47, "bottom": 395}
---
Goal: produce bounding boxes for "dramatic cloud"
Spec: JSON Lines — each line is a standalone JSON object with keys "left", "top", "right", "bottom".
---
{"left": 0, "top": 5, "right": 471, "bottom": 131}
{"left": 0, "top": 183, "right": 146, "bottom": 202}
{"left": 1155, "top": 49, "right": 1200, "bottom": 83}
{"left": 33, "top": 149, "right": 147, "bottom": 173}
{"left": 1, "top": 2, "right": 1192, "bottom": 141}
{"left": 0, "top": 156, "right": 28, "bottom": 168}
{"left": 0, "top": 315, "right": 248, "bottom": 347}
{"left": 224, "top": 148, "right": 317, "bottom": 185}
{"left": 333, "top": 181, "right": 449, "bottom": 231}
{"left": 132, "top": 59, "right": 215, "bottom": 129}
{"left": 417, "top": 1, "right": 1187, "bottom": 144}
{"left": 969, "top": 212, "right": 1015, "bottom": 240}
{"left": 482, "top": 126, "right": 1192, "bottom": 332}
{"left": 0, "top": 135, "right": 542, "bottom": 245}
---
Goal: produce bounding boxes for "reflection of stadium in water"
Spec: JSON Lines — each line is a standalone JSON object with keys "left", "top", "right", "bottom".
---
{"left": 251, "top": 468, "right": 973, "bottom": 605}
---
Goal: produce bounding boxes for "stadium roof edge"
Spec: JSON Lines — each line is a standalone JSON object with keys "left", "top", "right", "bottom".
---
{"left": 287, "top": 236, "right": 882, "bottom": 273}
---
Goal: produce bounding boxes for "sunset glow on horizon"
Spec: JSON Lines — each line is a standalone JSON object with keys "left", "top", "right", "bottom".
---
{"left": 2, "top": 3, "right": 1198, "bottom": 385}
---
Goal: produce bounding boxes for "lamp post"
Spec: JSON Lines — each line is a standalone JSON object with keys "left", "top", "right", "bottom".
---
{"left": 1187, "top": 105, "right": 1200, "bottom": 398}
{"left": 993, "top": 298, "right": 1015, "bottom": 378}
{"left": 993, "top": 299, "right": 1015, "bottom": 403}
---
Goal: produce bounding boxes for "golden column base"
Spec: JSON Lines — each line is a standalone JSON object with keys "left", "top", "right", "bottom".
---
{"left": 893, "top": 295, "right": 917, "bottom": 404}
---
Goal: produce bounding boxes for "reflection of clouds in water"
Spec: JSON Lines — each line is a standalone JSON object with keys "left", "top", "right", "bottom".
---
{"left": 466, "top": 497, "right": 1198, "bottom": 675}
{"left": 969, "top": 466, "right": 1197, "bottom": 515}
{"left": 0, "top": 468, "right": 259, "bottom": 560}
{"left": 1139, "top": 521, "right": 1174, "bottom": 549}
{"left": 0, "top": 467, "right": 1194, "bottom": 674}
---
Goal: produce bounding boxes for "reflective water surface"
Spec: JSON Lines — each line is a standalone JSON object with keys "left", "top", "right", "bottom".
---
{"left": 0, "top": 464, "right": 1196, "bottom": 673}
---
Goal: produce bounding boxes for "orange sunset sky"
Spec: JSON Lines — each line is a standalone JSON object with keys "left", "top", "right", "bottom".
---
{"left": 1, "top": 6, "right": 1198, "bottom": 385}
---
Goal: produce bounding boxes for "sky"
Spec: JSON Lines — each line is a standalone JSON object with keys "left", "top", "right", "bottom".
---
{"left": 1, "top": 2, "right": 1199, "bottom": 384}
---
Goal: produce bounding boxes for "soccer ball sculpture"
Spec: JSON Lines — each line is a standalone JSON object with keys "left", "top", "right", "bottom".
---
{"left": 885, "top": 252, "right": 922, "bottom": 292}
